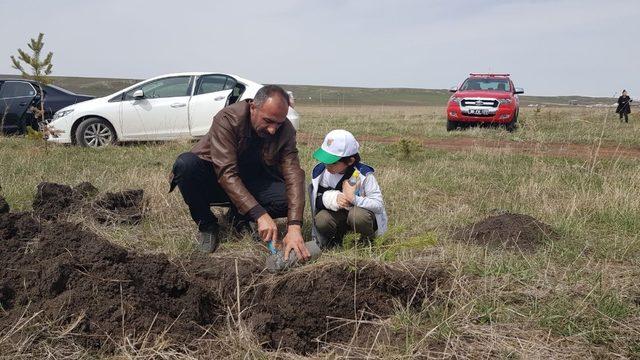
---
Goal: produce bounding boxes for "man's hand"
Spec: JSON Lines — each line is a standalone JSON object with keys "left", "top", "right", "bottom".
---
{"left": 282, "top": 225, "right": 310, "bottom": 261}
{"left": 257, "top": 213, "right": 278, "bottom": 242}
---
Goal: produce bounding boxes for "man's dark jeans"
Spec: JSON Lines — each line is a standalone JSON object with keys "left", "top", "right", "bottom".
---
{"left": 170, "top": 152, "right": 288, "bottom": 232}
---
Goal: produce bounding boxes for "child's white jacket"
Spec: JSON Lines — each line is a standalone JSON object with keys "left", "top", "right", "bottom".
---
{"left": 308, "top": 162, "right": 388, "bottom": 246}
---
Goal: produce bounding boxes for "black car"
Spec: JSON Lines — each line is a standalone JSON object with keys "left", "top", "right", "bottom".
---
{"left": 0, "top": 79, "right": 93, "bottom": 134}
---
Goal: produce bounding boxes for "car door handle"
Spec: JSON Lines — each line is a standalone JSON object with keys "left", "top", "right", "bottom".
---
{"left": 214, "top": 96, "right": 225, "bottom": 101}
{"left": 19, "top": 102, "right": 27, "bottom": 106}
{"left": 170, "top": 103, "right": 186, "bottom": 108}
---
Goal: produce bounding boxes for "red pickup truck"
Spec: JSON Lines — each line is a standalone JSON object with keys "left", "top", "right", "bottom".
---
{"left": 446, "top": 73, "right": 524, "bottom": 132}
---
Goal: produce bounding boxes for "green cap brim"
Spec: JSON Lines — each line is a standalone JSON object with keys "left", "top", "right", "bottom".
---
{"left": 313, "top": 148, "right": 341, "bottom": 164}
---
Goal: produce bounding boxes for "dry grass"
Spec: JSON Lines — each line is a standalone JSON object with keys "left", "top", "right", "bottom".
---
{"left": 1, "top": 105, "right": 639, "bottom": 358}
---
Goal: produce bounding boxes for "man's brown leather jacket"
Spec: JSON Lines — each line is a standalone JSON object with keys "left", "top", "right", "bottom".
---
{"left": 191, "top": 100, "right": 305, "bottom": 225}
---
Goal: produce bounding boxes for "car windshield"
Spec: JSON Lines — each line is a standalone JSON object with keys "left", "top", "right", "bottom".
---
{"left": 461, "top": 78, "right": 511, "bottom": 92}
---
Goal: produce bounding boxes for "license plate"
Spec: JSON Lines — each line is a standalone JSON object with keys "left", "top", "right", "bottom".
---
{"left": 468, "top": 109, "right": 487, "bottom": 115}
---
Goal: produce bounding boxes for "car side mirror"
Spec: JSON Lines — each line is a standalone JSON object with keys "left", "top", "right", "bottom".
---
{"left": 514, "top": 87, "right": 524, "bottom": 94}
{"left": 133, "top": 89, "right": 145, "bottom": 99}
{"left": 449, "top": 86, "right": 458, "bottom": 93}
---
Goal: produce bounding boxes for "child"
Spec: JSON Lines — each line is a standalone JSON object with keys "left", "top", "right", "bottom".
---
{"left": 309, "top": 129, "right": 388, "bottom": 248}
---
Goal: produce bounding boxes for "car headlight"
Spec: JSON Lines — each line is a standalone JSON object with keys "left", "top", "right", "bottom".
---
{"left": 53, "top": 109, "right": 74, "bottom": 119}
{"left": 498, "top": 99, "right": 512, "bottom": 105}
{"left": 449, "top": 96, "right": 461, "bottom": 105}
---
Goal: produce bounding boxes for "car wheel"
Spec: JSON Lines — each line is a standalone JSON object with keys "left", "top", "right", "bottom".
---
{"left": 446, "top": 120, "right": 458, "bottom": 131}
{"left": 75, "top": 118, "right": 116, "bottom": 147}
{"left": 505, "top": 111, "right": 518, "bottom": 132}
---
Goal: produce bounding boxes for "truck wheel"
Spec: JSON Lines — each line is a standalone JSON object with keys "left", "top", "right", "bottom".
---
{"left": 506, "top": 119, "right": 517, "bottom": 132}
{"left": 446, "top": 120, "right": 458, "bottom": 131}
{"left": 75, "top": 118, "right": 116, "bottom": 147}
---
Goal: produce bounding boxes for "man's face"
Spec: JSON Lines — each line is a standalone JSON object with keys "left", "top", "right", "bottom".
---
{"left": 250, "top": 96, "right": 288, "bottom": 138}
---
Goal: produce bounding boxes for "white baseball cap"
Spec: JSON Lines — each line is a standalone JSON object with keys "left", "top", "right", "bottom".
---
{"left": 313, "top": 129, "right": 360, "bottom": 164}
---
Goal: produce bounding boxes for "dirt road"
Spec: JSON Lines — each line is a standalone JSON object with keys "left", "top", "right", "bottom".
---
{"left": 298, "top": 133, "right": 640, "bottom": 160}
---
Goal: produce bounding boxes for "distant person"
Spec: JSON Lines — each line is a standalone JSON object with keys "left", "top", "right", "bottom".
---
{"left": 169, "top": 85, "right": 310, "bottom": 261}
{"left": 616, "top": 90, "right": 632, "bottom": 123}
{"left": 309, "top": 129, "right": 388, "bottom": 248}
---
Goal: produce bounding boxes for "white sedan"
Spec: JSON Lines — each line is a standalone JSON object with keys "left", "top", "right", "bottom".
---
{"left": 46, "top": 72, "right": 300, "bottom": 147}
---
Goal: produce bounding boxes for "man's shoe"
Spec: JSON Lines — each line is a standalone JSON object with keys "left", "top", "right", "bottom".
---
{"left": 198, "top": 229, "right": 219, "bottom": 253}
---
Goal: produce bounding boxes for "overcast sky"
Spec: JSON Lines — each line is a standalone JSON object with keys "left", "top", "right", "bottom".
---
{"left": 1, "top": 0, "right": 638, "bottom": 96}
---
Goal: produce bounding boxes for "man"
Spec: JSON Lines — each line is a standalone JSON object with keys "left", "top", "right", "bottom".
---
{"left": 170, "top": 85, "right": 310, "bottom": 261}
{"left": 616, "top": 90, "right": 632, "bottom": 123}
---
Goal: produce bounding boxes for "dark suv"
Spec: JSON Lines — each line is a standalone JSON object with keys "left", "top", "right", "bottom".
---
{"left": 0, "top": 79, "right": 93, "bottom": 134}
{"left": 446, "top": 73, "right": 524, "bottom": 132}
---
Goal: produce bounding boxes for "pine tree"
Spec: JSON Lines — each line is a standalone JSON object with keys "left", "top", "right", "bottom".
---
{"left": 10, "top": 33, "right": 54, "bottom": 132}
{"left": 11, "top": 33, "right": 53, "bottom": 84}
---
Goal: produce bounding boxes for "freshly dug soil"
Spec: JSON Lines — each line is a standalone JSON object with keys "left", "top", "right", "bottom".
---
{"left": 245, "top": 261, "right": 443, "bottom": 354}
{"left": 0, "top": 195, "right": 8, "bottom": 214}
{"left": 0, "top": 211, "right": 223, "bottom": 350}
{"left": 0, "top": 198, "right": 447, "bottom": 355}
{"left": 32, "top": 182, "right": 83, "bottom": 220}
{"left": 192, "top": 256, "right": 444, "bottom": 354}
{"left": 31, "top": 182, "right": 145, "bottom": 224}
{"left": 172, "top": 254, "right": 446, "bottom": 354}
{"left": 452, "top": 212, "right": 557, "bottom": 251}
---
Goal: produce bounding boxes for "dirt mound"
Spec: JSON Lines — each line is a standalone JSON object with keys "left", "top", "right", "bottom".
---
{"left": 186, "top": 256, "right": 444, "bottom": 355}
{"left": 31, "top": 182, "right": 145, "bottom": 224}
{"left": 0, "top": 196, "right": 8, "bottom": 214}
{"left": 0, "top": 211, "right": 223, "bottom": 349}
{"left": 452, "top": 212, "right": 557, "bottom": 251}
{"left": 32, "top": 182, "right": 83, "bottom": 220}
{"left": 246, "top": 262, "right": 443, "bottom": 354}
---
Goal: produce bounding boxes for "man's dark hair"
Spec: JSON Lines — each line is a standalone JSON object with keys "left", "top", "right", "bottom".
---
{"left": 253, "top": 85, "right": 290, "bottom": 108}
{"left": 339, "top": 153, "right": 361, "bottom": 165}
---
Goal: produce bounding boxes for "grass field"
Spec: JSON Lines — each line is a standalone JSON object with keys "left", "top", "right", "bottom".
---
{"left": 1, "top": 105, "right": 639, "bottom": 358}
{"left": 299, "top": 105, "right": 640, "bottom": 147}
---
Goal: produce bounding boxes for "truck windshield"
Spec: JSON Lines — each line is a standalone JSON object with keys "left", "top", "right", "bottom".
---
{"left": 461, "top": 78, "right": 511, "bottom": 92}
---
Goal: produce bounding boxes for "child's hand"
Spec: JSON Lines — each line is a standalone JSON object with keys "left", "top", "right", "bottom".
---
{"left": 342, "top": 179, "right": 357, "bottom": 197}
{"left": 341, "top": 180, "right": 357, "bottom": 205}
{"left": 336, "top": 193, "right": 352, "bottom": 208}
